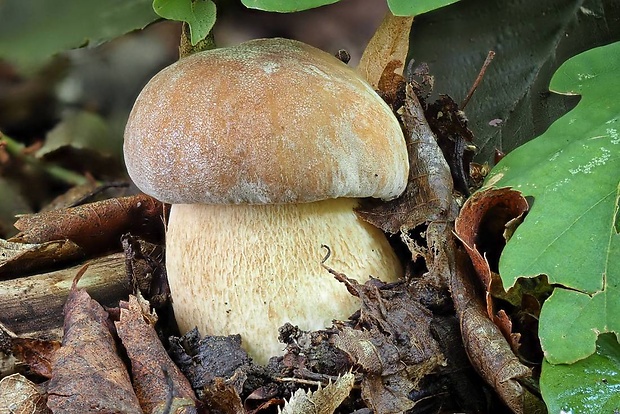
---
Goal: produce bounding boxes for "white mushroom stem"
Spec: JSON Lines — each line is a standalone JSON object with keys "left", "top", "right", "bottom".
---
{"left": 166, "top": 197, "right": 402, "bottom": 365}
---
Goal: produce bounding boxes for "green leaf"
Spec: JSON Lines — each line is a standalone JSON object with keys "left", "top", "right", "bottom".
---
{"left": 0, "top": 0, "right": 158, "bottom": 70}
{"left": 540, "top": 334, "right": 620, "bottom": 413}
{"left": 485, "top": 41, "right": 620, "bottom": 364}
{"left": 387, "top": 0, "right": 460, "bottom": 16}
{"left": 153, "top": 0, "right": 216, "bottom": 46}
{"left": 240, "top": 0, "right": 339, "bottom": 13}
{"left": 407, "top": 0, "right": 620, "bottom": 163}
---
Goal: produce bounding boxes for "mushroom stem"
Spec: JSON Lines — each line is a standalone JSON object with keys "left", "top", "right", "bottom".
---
{"left": 166, "top": 198, "right": 402, "bottom": 364}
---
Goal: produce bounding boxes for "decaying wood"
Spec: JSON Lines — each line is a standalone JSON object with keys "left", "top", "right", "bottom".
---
{"left": 0, "top": 253, "right": 129, "bottom": 340}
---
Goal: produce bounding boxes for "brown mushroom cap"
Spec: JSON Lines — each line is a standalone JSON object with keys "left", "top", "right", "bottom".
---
{"left": 123, "top": 38, "right": 408, "bottom": 204}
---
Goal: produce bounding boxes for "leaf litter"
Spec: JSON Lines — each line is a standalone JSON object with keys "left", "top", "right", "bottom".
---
{"left": 46, "top": 266, "right": 143, "bottom": 413}
{"left": 0, "top": 12, "right": 559, "bottom": 413}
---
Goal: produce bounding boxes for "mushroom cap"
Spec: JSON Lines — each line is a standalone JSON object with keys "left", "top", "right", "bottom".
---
{"left": 124, "top": 38, "right": 408, "bottom": 204}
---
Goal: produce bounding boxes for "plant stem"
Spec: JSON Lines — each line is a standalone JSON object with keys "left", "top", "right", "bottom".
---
{"left": 179, "top": 22, "right": 216, "bottom": 59}
{"left": 0, "top": 133, "right": 88, "bottom": 187}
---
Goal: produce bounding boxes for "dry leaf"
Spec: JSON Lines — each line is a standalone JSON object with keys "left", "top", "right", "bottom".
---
{"left": 450, "top": 249, "right": 545, "bottom": 414}
{"left": 115, "top": 295, "right": 198, "bottom": 414}
{"left": 326, "top": 270, "right": 444, "bottom": 414}
{"left": 357, "top": 13, "right": 413, "bottom": 88}
{"left": 0, "top": 238, "right": 83, "bottom": 279}
{"left": 47, "top": 271, "right": 142, "bottom": 414}
{"left": 280, "top": 372, "right": 355, "bottom": 414}
{"left": 201, "top": 374, "right": 246, "bottom": 414}
{"left": 454, "top": 186, "right": 529, "bottom": 294}
{"left": 0, "top": 373, "right": 50, "bottom": 414}
{"left": 11, "top": 193, "right": 164, "bottom": 254}
{"left": 11, "top": 337, "right": 60, "bottom": 379}
{"left": 122, "top": 234, "right": 169, "bottom": 309}
{"left": 357, "top": 84, "right": 456, "bottom": 234}
{"left": 424, "top": 95, "right": 476, "bottom": 195}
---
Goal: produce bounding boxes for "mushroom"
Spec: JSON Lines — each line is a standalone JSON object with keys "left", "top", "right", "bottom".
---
{"left": 123, "top": 38, "right": 409, "bottom": 364}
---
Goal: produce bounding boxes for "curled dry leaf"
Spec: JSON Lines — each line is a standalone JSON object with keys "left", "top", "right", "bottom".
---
{"left": 454, "top": 186, "right": 529, "bottom": 293}
{"left": 357, "top": 12, "right": 413, "bottom": 89}
{"left": 115, "top": 295, "right": 198, "bottom": 414}
{"left": 0, "top": 238, "right": 82, "bottom": 279}
{"left": 454, "top": 187, "right": 531, "bottom": 335}
{"left": 47, "top": 270, "right": 142, "bottom": 414}
{"left": 280, "top": 372, "right": 355, "bottom": 414}
{"left": 357, "top": 84, "right": 456, "bottom": 234}
{"left": 451, "top": 249, "right": 545, "bottom": 414}
{"left": 11, "top": 193, "right": 164, "bottom": 254}
{"left": 0, "top": 373, "right": 50, "bottom": 414}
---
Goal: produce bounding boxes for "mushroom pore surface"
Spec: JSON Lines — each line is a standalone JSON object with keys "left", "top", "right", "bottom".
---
{"left": 167, "top": 198, "right": 402, "bottom": 364}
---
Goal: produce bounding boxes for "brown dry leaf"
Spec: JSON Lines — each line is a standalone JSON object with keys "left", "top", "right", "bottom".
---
{"left": 115, "top": 295, "right": 198, "bottom": 414}
{"left": 11, "top": 337, "right": 60, "bottom": 378}
{"left": 0, "top": 238, "right": 83, "bottom": 279}
{"left": 280, "top": 372, "right": 355, "bottom": 414}
{"left": 357, "top": 84, "right": 456, "bottom": 234}
{"left": 454, "top": 186, "right": 531, "bottom": 326}
{"left": 201, "top": 374, "right": 246, "bottom": 414}
{"left": 357, "top": 12, "right": 413, "bottom": 88}
{"left": 122, "top": 234, "right": 169, "bottom": 309}
{"left": 450, "top": 249, "right": 545, "bottom": 414}
{"left": 424, "top": 95, "right": 476, "bottom": 195}
{"left": 327, "top": 270, "right": 444, "bottom": 414}
{"left": 0, "top": 253, "right": 129, "bottom": 341}
{"left": 11, "top": 193, "right": 164, "bottom": 254}
{"left": 47, "top": 269, "right": 142, "bottom": 414}
{"left": 454, "top": 186, "right": 529, "bottom": 293}
{"left": 0, "top": 373, "right": 50, "bottom": 414}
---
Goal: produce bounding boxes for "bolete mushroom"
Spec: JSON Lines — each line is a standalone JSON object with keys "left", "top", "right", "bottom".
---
{"left": 124, "top": 38, "right": 409, "bottom": 364}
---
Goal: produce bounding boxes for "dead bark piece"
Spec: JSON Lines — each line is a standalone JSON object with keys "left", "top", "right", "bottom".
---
{"left": 0, "top": 253, "right": 130, "bottom": 340}
{"left": 280, "top": 372, "right": 355, "bottom": 414}
{"left": 47, "top": 274, "right": 142, "bottom": 414}
{"left": 0, "top": 238, "right": 83, "bottom": 279}
{"left": 0, "top": 373, "right": 51, "bottom": 414}
{"left": 11, "top": 194, "right": 164, "bottom": 254}
{"left": 357, "top": 84, "right": 456, "bottom": 234}
{"left": 357, "top": 13, "right": 413, "bottom": 89}
{"left": 450, "top": 249, "right": 545, "bottom": 414}
{"left": 115, "top": 295, "right": 198, "bottom": 414}
{"left": 168, "top": 328, "right": 251, "bottom": 392}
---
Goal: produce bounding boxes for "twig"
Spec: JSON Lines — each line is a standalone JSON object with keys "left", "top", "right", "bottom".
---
{"left": 0, "top": 133, "right": 88, "bottom": 187}
{"left": 461, "top": 51, "right": 495, "bottom": 110}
